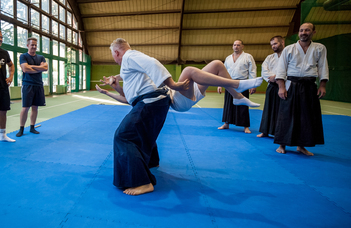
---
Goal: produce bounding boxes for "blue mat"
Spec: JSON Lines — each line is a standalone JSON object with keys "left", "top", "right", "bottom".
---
{"left": 1, "top": 105, "right": 350, "bottom": 228}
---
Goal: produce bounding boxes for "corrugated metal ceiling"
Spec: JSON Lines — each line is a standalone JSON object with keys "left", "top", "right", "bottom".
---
{"left": 74, "top": 0, "right": 351, "bottom": 64}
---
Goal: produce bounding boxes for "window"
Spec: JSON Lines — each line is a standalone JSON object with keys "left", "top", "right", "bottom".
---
{"left": 59, "top": 24, "right": 66, "bottom": 40}
{"left": 71, "top": 49, "right": 76, "bottom": 63}
{"left": 60, "top": 42, "right": 65, "bottom": 58}
{"left": 42, "top": 58, "right": 49, "bottom": 85}
{"left": 67, "top": 28, "right": 72, "bottom": 43}
{"left": 79, "top": 33, "right": 83, "bottom": 47}
{"left": 1, "top": 0, "right": 14, "bottom": 17}
{"left": 73, "top": 16, "right": 77, "bottom": 30}
{"left": 59, "top": 60, "right": 65, "bottom": 85}
{"left": 1, "top": 21, "right": 14, "bottom": 45}
{"left": 83, "top": 65, "right": 86, "bottom": 89}
{"left": 67, "top": 11, "right": 72, "bottom": 26}
{"left": 42, "top": 36, "right": 50, "bottom": 54}
{"left": 53, "top": 60, "right": 58, "bottom": 92}
{"left": 59, "top": 6, "right": 65, "bottom": 23}
{"left": 53, "top": 40, "right": 58, "bottom": 56}
{"left": 17, "top": 27, "right": 28, "bottom": 48}
{"left": 79, "top": 65, "right": 82, "bottom": 89}
{"left": 52, "top": 20, "right": 59, "bottom": 37}
{"left": 17, "top": 1, "right": 28, "bottom": 24}
{"left": 52, "top": 1, "right": 59, "bottom": 18}
{"left": 59, "top": 0, "right": 66, "bottom": 5}
{"left": 73, "top": 31, "right": 77, "bottom": 45}
{"left": 17, "top": 53, "right": 23, "bottom": 86}
{"left": 42, "top": 14, "right": 50, "bottom": 33}
{"left": 79, "top": 50, "right": 82, "bottom": 62}
{"left": 31, "top": 32, "right": 41, "bottom": 52}
{"left": 31, "top": 0, "right": 40, "bottom": 6}
{"left": 31, "top": 9, "right": 40, "bottom": 29}
{"left": 41, "top": 0, "right": 49, "bottom": 14}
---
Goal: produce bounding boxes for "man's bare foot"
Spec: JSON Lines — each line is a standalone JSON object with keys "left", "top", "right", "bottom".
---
{"left": 244, "top": 127, "right": 251, "bottom": 134}
{"left": 276, "top": 145, "right": 286, "bottom": 154}
{"left": 218, "top": 123, "right": 229, "bottom": 130}
{"left": 297, "top": 146, "right": 314, "bottom": 156}
{"left": 257, "top": 133, "right": 268, "bottom": 137}
{"left": 123, "top": 183, "right": 154, "bottom": 196}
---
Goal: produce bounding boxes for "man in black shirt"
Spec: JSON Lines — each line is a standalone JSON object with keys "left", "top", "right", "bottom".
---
{"left": 0, "top": 31, "right": 15, "bottom": 142}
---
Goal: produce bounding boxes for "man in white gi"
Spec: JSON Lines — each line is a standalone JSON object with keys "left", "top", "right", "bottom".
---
{"left": 96, "top": 38, "right": 263, "bottom": 196}
{"left": 218, "top": 40, "right": 257, "bottom": 134}
{"left": 257, "top": 36, "right": 285, "bottom": 137}
{"left": 274, "top": 23, "right": 328, "bottom": 156}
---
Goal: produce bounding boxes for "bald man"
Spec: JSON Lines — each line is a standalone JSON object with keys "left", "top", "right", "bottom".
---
{"left": 274, "top": 23, "right": 329, "bottom": 156}
{"left": 218, "top": 40, "right": 257, "bottom": 134}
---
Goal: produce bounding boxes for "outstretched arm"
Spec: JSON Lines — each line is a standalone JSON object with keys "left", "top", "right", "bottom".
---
{"left": 99, "top": 75, "right": 125, "bottom": 96}
{"left": 95, "top": 84, "right": 128, "bottom": 104}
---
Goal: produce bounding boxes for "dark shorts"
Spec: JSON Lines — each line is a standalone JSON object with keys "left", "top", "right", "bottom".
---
{"left": 22, "top": 85, "right": 46, "bottom": 107}
{"left": 0, "top": 88, "right": 10, "bottom": 111}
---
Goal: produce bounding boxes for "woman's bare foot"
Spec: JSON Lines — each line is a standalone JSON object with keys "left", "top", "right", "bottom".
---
{"left": 218, "top": 123, "right": 229, "bottom": 130}
{"left": 276, "top": 145, "right": 286, "bottom": 154}
{"left": 244, "top": 127, "right": 251, "bottom": 134}
{"left": 297, "top": 146, "right": 314, "bottom": 156}
{"left": 257, "top": 133, "right": 268, "bottom": 137}
{"left": 123, "top": 183, "right": 154, "bottom": 196}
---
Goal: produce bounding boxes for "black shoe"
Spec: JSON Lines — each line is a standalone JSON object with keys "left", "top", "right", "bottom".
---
{"left": 30, "top": 128, "right": 40, "bottom": 134}
{"left": 16, "top": 131, "right": 23, "bottom": 137}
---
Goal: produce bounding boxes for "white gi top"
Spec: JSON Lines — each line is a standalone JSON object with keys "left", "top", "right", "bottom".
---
{"left": 224, "top": 51, "right": 257, "bottom": 80}
{"left": 261, "top": 53, "right": 280, "bottom": 83}
{"left": 275, "top": 41, "right": 329, "bottom": 81}
{"left": 120, "top": 50, "right": 171, "bottom": 104}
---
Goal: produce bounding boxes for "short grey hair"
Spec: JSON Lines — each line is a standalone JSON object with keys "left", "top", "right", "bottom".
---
{"left": 110, "top": 38, "right": 130, "bottom": 52}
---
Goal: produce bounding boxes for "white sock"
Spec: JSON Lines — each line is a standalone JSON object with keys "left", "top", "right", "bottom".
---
{"left": 0, "top": 129, "right": 16, "bottom": 142}
{"left": 236, "top": 77, "right": 263, "bottom": 93}
{"left": 233, "top": 97, "right": 260, "bottom": 107}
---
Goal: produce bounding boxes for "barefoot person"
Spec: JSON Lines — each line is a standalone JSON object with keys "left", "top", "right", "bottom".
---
{"left": 274, "top": 23, "right": 329, "bottom": 156}
{"left": 101, "top": 38, "right": 188, "bottom": 196}
{"left": 98, "top": 61, "right": 263, "bottom": 112}
{"left": 0, "top": 30, "right": 16, "bottom": 142}
{"left": 257, "top": 36, "right": 285, "bottom": 138}
{"left": 97, "top": 38, "right": 262, "bottom": 196}
{"left": 16, "top": 37, "right": 47, "bottom": 137}
{"left": 218, "top": 40, "right": 258, "bottom": 134}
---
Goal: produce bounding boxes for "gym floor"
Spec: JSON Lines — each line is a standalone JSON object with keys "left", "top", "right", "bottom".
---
{"left": 6, "top": 91, "right": 351, "bottom": 134}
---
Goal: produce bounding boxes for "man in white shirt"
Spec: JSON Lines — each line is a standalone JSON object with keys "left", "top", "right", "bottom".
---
{"left": 257, "top": 36, "right": 285, "bottom": 138}
{"left": 274, "top": 23, "right": 328, "bottom": 155}
{"left": 97, "top": 38, "right": 262, "bottom": 196}
{"left": 218, "top": 40, "right": 257, "bottom": 134}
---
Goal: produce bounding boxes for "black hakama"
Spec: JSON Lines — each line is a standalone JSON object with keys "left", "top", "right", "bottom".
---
{"left": 274, "top": 77, "right": 324, "bottom": 147}
{"left": 259, "top": 82, "right": 280, "bottom": 135}
{"left": 113, "top": 89, "right": 171, "bottom": 188}
{"left": 221, "top": 90, "right": 250, "bottom": 127}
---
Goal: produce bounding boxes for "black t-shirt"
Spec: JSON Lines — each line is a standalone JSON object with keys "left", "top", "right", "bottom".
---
{"left": 0, "top": 48, "right": 11, "bottom": 89}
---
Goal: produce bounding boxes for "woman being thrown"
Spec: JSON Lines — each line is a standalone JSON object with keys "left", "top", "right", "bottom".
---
{"left": 97, "top": 60, "right": 263, "bottom": 111}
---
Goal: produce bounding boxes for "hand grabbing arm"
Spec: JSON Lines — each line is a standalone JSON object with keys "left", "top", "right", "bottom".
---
{"left": 163, "top": 77, "right": 190, "bottom": 91}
